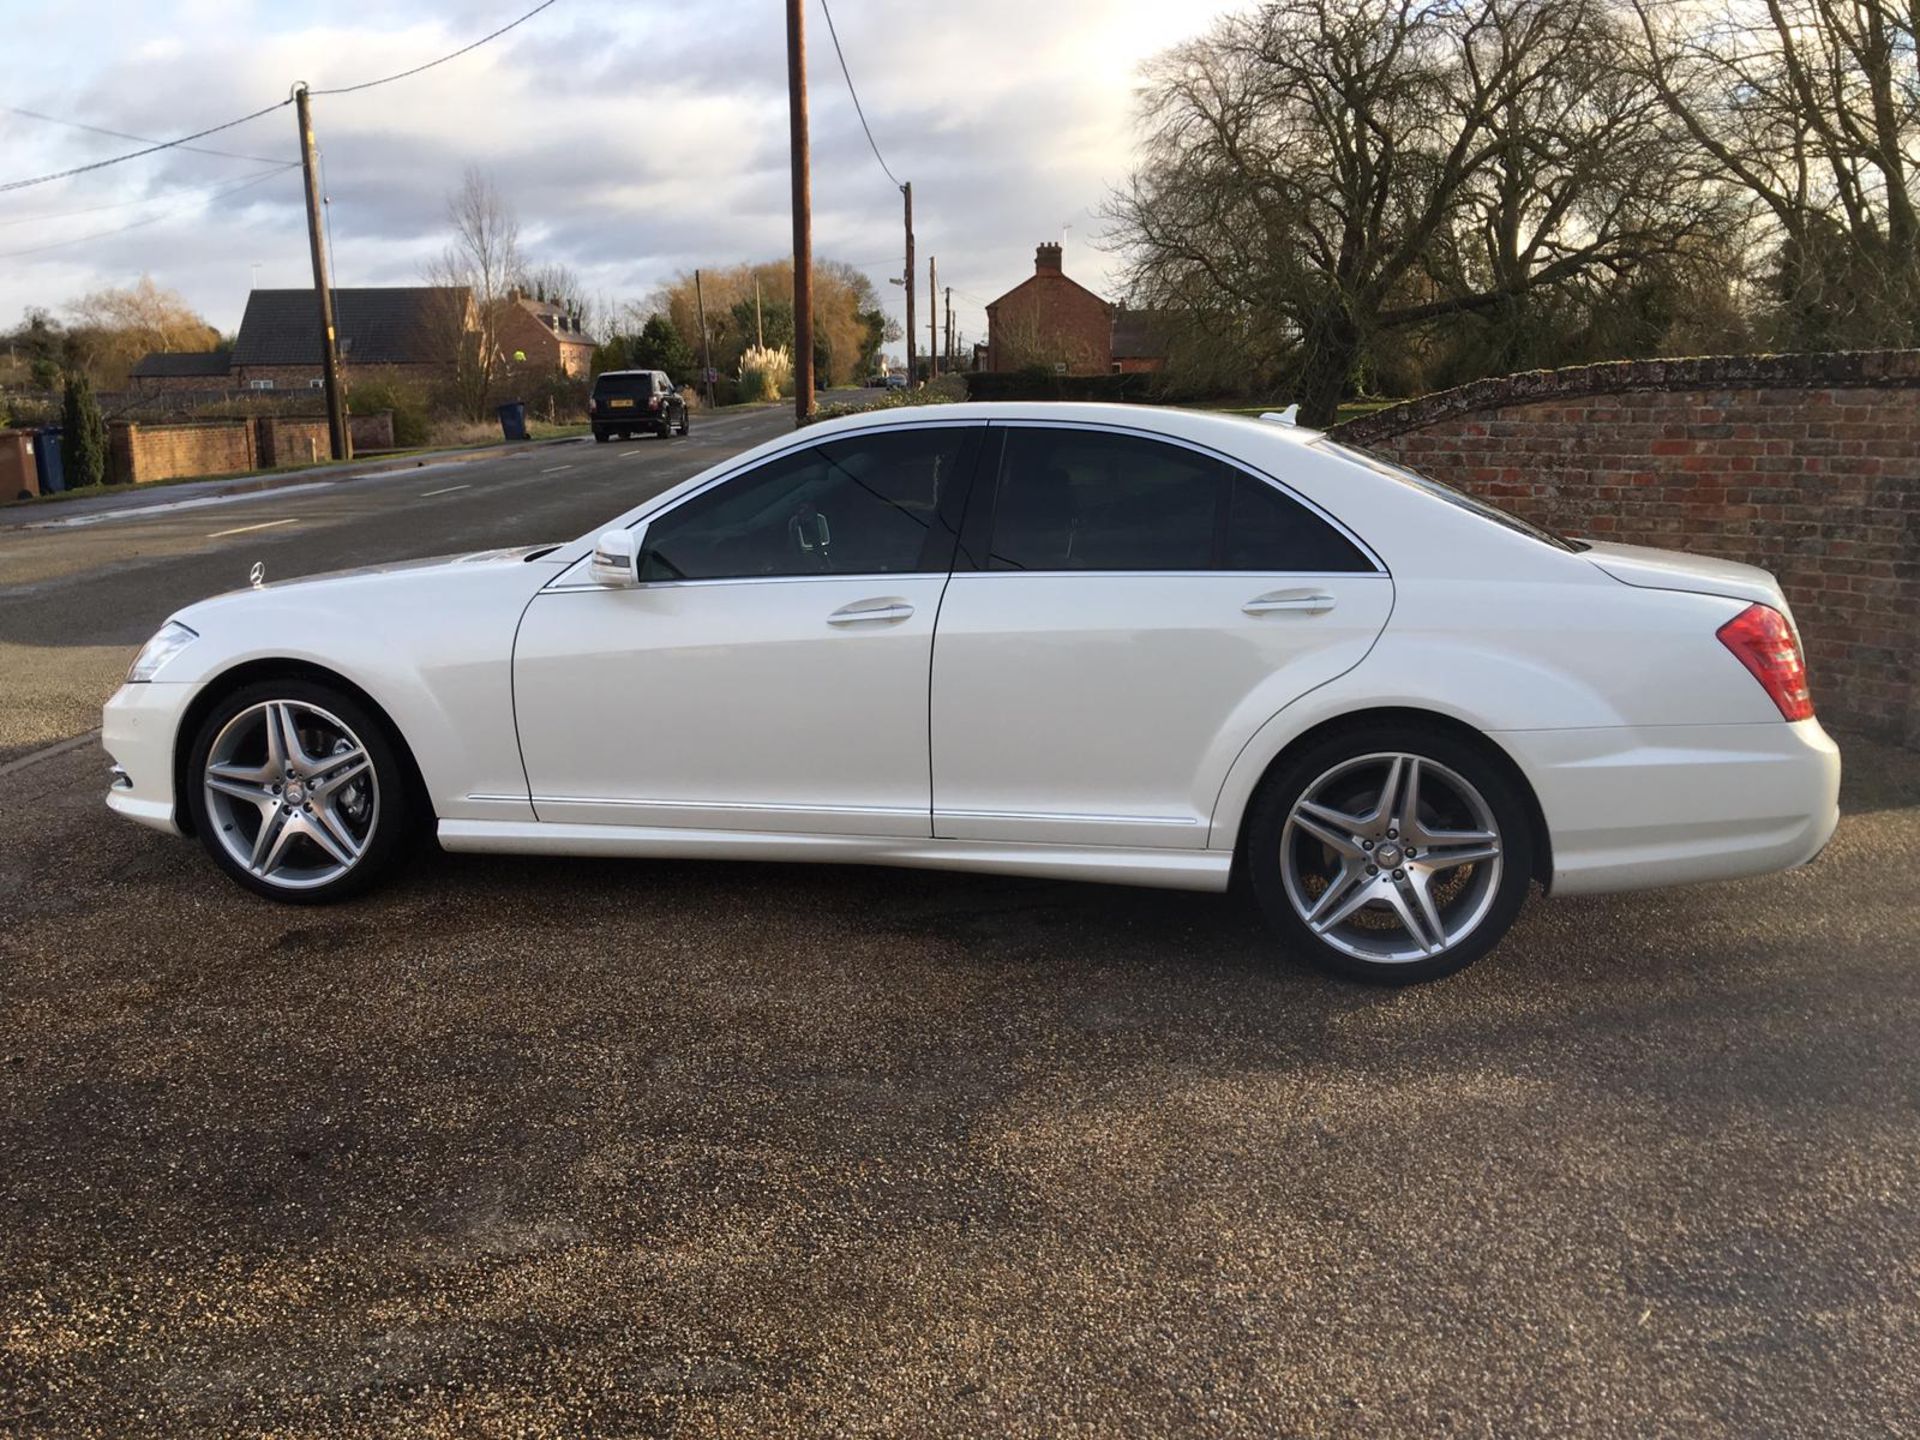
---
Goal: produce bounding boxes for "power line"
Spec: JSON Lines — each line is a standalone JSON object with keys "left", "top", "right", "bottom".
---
{"left": 0, "top": 162, "right": 299, "bottom": 259}
{"left": 310, "top": 0, "right": 562, "bottom": 95}
{"left": 0, "top": 100, "right": 292, "bottom": 195}
{"left": 1, "top": 105, "right": 285, "bottom": 166}
{"left": 818, "top": 0, "right": 902, "bottom": 191}
{"left": 0, "top": 168, "right": 292, "bottom": 229}
{"left": 0, "top": 0, "right": 563, "bottom": 194}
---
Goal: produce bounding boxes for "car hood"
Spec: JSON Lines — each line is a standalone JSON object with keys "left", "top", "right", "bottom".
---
{"left": 251, "top": 544, "right": 565, "bottom": 589}
{"left": 1581, "top": 540, "right": 1788, "bottom": 612}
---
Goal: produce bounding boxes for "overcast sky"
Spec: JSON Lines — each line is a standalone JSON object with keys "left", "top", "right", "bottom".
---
{"left": 0, "top": 0, "right": 1245, "bottom": 357}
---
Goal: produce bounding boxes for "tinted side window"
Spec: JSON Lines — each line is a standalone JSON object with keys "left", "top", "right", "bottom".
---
{"left": 641, "top": 428, "right": 970, "bottom": 580}
{"left": 1225, "top": 473, "right": 1373, "bottom": 572}
{"left": 988, "top": 429, "right": 1221, "bottom": 571}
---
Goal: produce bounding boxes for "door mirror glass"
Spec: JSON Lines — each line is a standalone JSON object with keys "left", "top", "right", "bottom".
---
{"left": 590, "top": 527, "right": 642, "bottom": 588}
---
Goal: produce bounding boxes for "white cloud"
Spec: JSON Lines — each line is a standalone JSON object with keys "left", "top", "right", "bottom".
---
{"left": 0, "top": 0, "right": 1247, "bottom": 349}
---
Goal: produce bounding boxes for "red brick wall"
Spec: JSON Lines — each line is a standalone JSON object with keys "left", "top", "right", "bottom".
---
{"left": 111, "top": 421, "right": 256, "bottom": 485}
{"left": 1331, "top": 352, "right": 1920, "bottom": 745}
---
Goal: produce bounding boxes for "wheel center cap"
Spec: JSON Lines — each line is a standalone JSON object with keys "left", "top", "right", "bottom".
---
{"left": 1374, "top": 842, "right": 1403, "bottom": 868}
{"left": 284, "top": 779, "right": 308, "bottom": 807}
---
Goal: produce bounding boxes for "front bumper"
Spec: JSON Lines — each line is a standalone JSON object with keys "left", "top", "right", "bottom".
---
{"left": 101, "top": 680, "right": 201, "bottom": 835}
{"left": 1496, "top": 718, "right": 1841, "bottom": 897}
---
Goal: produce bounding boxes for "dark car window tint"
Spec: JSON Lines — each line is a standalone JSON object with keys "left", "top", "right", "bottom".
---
{"left": 988, "top": 429, "right": 1220, "bottom": 571}
{"left": 641, "top": 429, "right": 967, "bottom": 580}
{"left": 1225, "top": 472, "right": 1373, "bottom": 572}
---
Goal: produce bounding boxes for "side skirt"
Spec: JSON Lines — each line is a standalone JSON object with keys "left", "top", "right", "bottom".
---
{"left": 436, "top": 819, "right": 1233, "bottom": 893}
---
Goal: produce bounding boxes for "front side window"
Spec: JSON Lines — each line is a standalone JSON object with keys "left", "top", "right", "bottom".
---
{"left": 640, "top": 427, "right": 975, "bottom": 581}
{"left": 984, "top": 428, "right": 1373, "bottom": 573}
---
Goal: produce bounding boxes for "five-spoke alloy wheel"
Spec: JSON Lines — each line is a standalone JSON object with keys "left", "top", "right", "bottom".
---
{"left": 186, "top": 680, "right": 410, "bottom": 902}
{"left": 1248, "top": 725, "right": 1534, "bottom": 983}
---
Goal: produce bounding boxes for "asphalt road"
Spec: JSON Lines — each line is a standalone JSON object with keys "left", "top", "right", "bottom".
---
{"left": 1, "top": 403, "right": 1918, "bottom": 1436}
{"left": 0, "top": 401, "right": 807, "bottom": 760}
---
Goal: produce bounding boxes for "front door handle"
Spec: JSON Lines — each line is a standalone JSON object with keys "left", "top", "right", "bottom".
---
{"left": 828, "top": 599, "right": 915, "bottom": 626}
{"left": 1243, "top": 589, "right": 1337, "bottom": 616}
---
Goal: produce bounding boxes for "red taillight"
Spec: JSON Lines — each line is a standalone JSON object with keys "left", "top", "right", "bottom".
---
{"left": 1717, "top": 603, "right": 1813, "bottom": 721}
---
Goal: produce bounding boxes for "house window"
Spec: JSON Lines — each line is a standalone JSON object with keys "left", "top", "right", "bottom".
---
{"left": 249, "top": 379, "right": 275, "bottom": 391}
{"left": 309, "top": 378, "right": 325, "bottom": 389}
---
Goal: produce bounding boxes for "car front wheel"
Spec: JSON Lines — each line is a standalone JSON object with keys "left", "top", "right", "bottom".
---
{"left": 185, "top": 680, "right": 412, "bottom": 903}
{"left": 1246, "top": 725, "right": 1534, "bottom": 983}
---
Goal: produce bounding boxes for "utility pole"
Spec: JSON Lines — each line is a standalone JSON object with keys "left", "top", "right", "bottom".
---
{"left": 945, "top": 286, "right": 953, "bottom": 372}
{"left": 694, "top": 268, "right": 715, "bottom": 410}
{"left": 785, "top": 0, "right": 814, "bottom": 420}
{"left": 293, "top": 84, "right": 348, "bottom": 461}
{"left": 927, "top": 255, "right": 938, "bottom": 379}
{"left": 903, "top": 181, "right": 916, "bottom": 386}
{"left": 755, "top": 274, "right": 764, "bottom": 349}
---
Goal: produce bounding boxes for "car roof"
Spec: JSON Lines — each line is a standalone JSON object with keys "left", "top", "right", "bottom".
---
{"left": 797, "top": 399, "right": 1327, "bottom": 451}
{"left": 594, "top": 369, "right": 663, "bottom": 379}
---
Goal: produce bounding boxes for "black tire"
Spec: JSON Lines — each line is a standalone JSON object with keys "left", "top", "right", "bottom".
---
{"left": 184, "top": 677, "right": 415, "bottom": 905}
{"left": 676, "top": 410, "right": 691, "bottom": 436}
{"left": 593, "top": 430, "right": 610, "bottom": 443}
{"left": 1244, "top": 722, "right": 1535, "bottom": 984}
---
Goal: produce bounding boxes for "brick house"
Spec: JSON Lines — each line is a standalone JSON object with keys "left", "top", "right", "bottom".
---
{"left": 985, "top": 244, "right": 1113, "bottom": 375}
{"left": 498, "top": 294, "right": 595, "bottom": 378}
{"left": 1111, "top": 306, "right": 1174, "bottom": 374}
{"left": 228, "top": 286, "right": 472, "bottom": 391}
{"left": 129, "top": 350, "right": 233, "bottom": 395}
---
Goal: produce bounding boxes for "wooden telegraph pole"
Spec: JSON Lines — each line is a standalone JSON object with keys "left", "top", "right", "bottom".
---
{"left": 927, "top": 255, "right": 938, "bottom": 379}
{"left": 945, "top": 286, "right": 953, "bottom": 372}
{"left": 903, "top": 182, "right": 916, "bottom": 386}
{"left": 694, "top": 268, "right": 715, "bottom": 410}
{"left": 786, "top": 0, "right": 815, "bottom": 420}
{"left": 293, "top": 85, "right": 348, "bottom": 460}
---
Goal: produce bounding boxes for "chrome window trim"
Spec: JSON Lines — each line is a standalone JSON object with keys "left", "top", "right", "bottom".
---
{"left": 539, "top": 566, "right": 1391, "bottom": 595}
{"left": 981, "top": 417, "right": 1389, "bottom": 576}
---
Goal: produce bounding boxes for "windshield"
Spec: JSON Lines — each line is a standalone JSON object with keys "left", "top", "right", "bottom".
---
{"left": 1315, "top": 439, "right": 1584, "bottom": 552}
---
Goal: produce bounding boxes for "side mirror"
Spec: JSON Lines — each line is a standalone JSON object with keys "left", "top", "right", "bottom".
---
{"left": 590, "top": 526, "right": 643, "bottom": 588}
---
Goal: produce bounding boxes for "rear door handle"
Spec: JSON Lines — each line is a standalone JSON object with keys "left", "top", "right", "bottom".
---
{"left": 828, "top": 599, "right": 915, "bottom": 626}
{"left": 1243, "top": 590, "right": 1337, "bottom": 616}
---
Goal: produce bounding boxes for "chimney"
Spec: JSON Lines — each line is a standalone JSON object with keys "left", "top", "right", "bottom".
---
{"left": 1035, "top": 242, "right": 1063, "bottom": 275}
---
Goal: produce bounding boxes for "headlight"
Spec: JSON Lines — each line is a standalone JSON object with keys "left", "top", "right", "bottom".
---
{"left": 126, "top": 621, "right": 198, "bottom": 682}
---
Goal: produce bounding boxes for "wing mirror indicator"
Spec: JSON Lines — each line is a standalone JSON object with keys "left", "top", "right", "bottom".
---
{"left": 590, "top": 526, "right": 645, "bottom": 588}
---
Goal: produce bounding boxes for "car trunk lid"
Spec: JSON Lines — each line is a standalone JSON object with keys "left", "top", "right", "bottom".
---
{"left": 1581, "top": 540, "right": 1790, "bottom": 613}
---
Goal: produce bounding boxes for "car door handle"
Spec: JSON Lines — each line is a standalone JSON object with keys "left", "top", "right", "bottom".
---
{"left": 827, "top": 600, "right": 915, "bottom": 626}
{"left": 1243, "top": 590, "right": 1337, "bottom": 616}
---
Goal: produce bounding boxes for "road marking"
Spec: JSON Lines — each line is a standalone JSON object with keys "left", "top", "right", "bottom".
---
{"left": 419, "top": 484, "right": 470, "bottom": 497}
{"left": 539, "top": 464, "right": 574, "bottom": 474}
{"left": 207, "top": 517, "right": 299, "bottom": 538}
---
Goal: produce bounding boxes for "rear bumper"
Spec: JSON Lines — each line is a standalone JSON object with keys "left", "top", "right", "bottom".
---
{"left": 1496, "top": 719, "right": 1840, "bottom": 896}
{"left": 101, "top": 681, "right": 198, "bottom": 836}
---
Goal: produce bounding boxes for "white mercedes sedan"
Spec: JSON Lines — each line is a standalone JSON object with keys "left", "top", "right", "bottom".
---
{"left": 103, "top": 403, "right": 1839, "bottom": 982}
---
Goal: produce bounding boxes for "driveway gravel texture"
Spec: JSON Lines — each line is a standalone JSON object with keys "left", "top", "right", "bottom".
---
{"left": 1, "top": 736, "right": 1917, "bottom": 1438}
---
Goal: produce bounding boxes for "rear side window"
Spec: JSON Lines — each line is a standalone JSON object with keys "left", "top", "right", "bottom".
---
{"left": 1224, "top": 472, "right": 1372, "bottom": 572}
{"left": 641, "top": 427, "right": 975, "bottom": 580}
{"left": 983, "top": 427, "right": 1373, "bottom": 574}
{"left": 987, "top": 429, "right": 1218, "bottom": 571}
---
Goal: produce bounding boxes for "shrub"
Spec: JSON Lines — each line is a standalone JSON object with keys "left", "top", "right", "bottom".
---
{"left": 61, "top": 371, "right": 109, "bottom": 486}
{"left": 737, "top": 344, "right": 791, "bottom": 404}
{"left": 963, "top": 371, "right": 1156, "bottom": 403}
{"left": 800, "top": 386, "right": 964, "bottom": 427}
{"left": 345, "top": 377, "right": 431, "bottom": 448}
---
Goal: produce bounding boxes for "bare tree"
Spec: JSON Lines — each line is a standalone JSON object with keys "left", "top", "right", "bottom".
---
{"left": 516, "top": 260, "right": 595, "bottom": 334}
{"left": 1109, "top": 0, "right": 1722, "bottom": 422}
{"left": 423, "top": 167, "right": 523, "bottom": 419}
{"left": 1628, "top": 0, "right": 1920, "bottom": 347}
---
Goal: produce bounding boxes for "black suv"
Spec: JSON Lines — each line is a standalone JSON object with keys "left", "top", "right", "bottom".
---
{"left": 589, "top": 369, "right": 690, "bottom": 442}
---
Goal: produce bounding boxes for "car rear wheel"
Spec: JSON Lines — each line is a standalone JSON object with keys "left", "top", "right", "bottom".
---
{"left": 1246, "top": 724, "right": 1534, "bottom": 983}
{"left": 185, "top": 680, "right": 412, "bottom": 903}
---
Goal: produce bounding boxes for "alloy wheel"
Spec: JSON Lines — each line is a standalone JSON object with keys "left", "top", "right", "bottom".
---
{"left": 1279, "top": 752, "right": 1504, "bottom": 964}
{"left": 202, "top": 699, "right": 380, "bottom": 890}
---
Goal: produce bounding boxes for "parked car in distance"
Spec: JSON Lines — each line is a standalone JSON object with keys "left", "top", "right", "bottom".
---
{"left": 588, "top": 369, "right": 689, "bottom": 442}
{"left": 104, "top": 403, "right": 1839, "bottom": 983}
{"left": 863, "top": 373, "right": 890, "bottom": 388}
{"left": 883, "top": 373, "right": 908, "bottom": 391}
